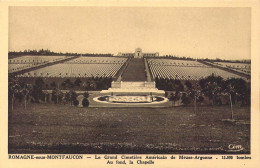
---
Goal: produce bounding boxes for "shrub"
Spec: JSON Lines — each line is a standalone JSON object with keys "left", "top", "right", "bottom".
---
{"left": 73, "top": 100, "right": 79, "bottom": 106}
{"left": 82, "top": 98, "right": 89, "bottom": 107}
{"left": 164, "top": 91, "right": 168, "bottom": 98}
{"left": 181, "top": 93, "right": 191, "bottom": 105}
{"left": 98, "top": 96, "right": 108, "bottom": 101}
{"left": 83, "top": 91, "right": 89, "bottom": 98}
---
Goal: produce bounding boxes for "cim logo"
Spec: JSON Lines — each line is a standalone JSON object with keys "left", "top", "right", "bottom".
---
{"left": 228, "top": 144, "right": 244, "bottom": 152}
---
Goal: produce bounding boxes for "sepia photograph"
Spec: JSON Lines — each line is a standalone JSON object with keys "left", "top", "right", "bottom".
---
{"left": 8, "top": 6, "right": 251, "bottom": 155}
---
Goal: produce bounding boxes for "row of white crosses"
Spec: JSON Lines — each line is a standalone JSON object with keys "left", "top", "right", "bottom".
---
{"left": 18, "top": 63, "right": 123, "bottom": 78}
{"left": 148, "top": 60, "right": 247, "bottom": 80}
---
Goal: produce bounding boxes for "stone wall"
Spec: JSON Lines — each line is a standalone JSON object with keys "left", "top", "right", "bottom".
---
{"left": 111, "top": 81, "right": 121, "bottom": 88}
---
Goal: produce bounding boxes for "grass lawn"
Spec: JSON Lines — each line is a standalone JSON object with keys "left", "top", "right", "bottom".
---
{"left": 8, "top": 103, "right": 250, "bottom": 154}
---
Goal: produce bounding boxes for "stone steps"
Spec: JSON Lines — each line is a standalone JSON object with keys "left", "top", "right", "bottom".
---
{"left": 121, "top": 58, "right": 147, "bottom": 81}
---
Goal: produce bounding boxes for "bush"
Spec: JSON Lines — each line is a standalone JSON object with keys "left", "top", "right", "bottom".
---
{"left": 82, "top": 98, "right": 89, "bottom": 107}
{"left": 73, "top": 100, "right": 79, "bottom": 106}
{"left": 164, "top": 91, "right": 168, "bottom": 98}
{"left": 181, "top": 93, "right": 191, "bottom": 105}
{"left": 83, "top": 91, "right": 89, "bottom": 98}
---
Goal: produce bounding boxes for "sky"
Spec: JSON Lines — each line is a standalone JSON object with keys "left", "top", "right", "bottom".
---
{"left": 9, "top": 7, "right": 251, "bottom": 60}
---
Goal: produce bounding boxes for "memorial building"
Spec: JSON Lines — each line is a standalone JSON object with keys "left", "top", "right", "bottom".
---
{"left": 118, "top": 48, "right": 159, "bottom": 58}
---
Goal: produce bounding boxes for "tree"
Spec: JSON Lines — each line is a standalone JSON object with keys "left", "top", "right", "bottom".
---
{"left": 52, "top": 88, "right": 61, "bottom": 104}
{"left": 168, "top": 91, "right": 181, "bottom": 107}
{"left": 185, "top": 82, "right": 203, "bottom": 114}
{"left": 8, "top": 77, "right": 21, "bottom": 112}
{"left": 35, "top": 77, "right": 44, "bottom": 88}
{"left": 51, "top": 89, "right": 57, "bottom": 103}
{"left": 66, "top": 90, "right": 77, "bottom": 106}
{"left": 74, "top": 78, "right": 82, "bottom": 87}
{"left": 181, "top": 93, "right": 191, "bottom": 105}
{"left": 62, "top": 79, "right": 74, "bottom": 90}
{"left": 42, "top": 90, "right": 49, "bottom": 103}
{"left": 58, "top": 92, "right": 64, "bottom": 105}
{"left": 223, "top": 84, "right": 235, "bottom": 120}
{"left": 173, "top": 80, "right": 184, "bottom": 92}
{"left": 167, "top": 80, "right": 184, "bottom": 106}
{"left": 21, "top": 84, "right": 33, "bottom": 109}
{"left": 224, "top": 78, "right": 249, "bottom": 105}
{"left": 199, "top": 75, "right": 223, "bottom": 105}
{"left": 64, "top": 91, "right": 70, "bottom": 104}
{"left": 56, "top": 89, "right": 60, "bottom": 104}
{"left": 71, "top": 91, "right": 77, "bottom": 102}
{"left": 184, "top": 81, "right": 192, "bottom": 90}
{"left": 61, "top": 81, "right": 67, "bottom": 89}
{"left": 82, "top": 81, "right": 87, "bottom": 90}
{"left": 50, "top": 81, "right": 57, "bottom": 88}
{"left": 223, "top": 78, "right": 249, "bottom": 120}
{"left": 89, "top": 80, "right": 97, "bottom": 90}
{"left": 67, "top": 79, "right": 74, "bottom": 89}
{"left": 31, "top": 77, "right": 45, "bottom": 102}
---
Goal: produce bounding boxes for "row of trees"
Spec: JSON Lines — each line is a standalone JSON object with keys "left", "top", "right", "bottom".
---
{"left": 156, "top": 55, "right": 194, "bottom": 60}
{"left": 8, "top": 49, "right": 114, "bottom": 57}
{"left": 51, "top": 89, "right": 89, "bottom": 107}
{"left": 8, "top": 76, "right": 91, "bottom": 114}
{"left": 9, "top": 77, "right": 44, "bottom": 112}
{"left": 162, "top": 75, "right": 250, "bottom": 119}
{"left": 8, "top": 75, "right": 111, "bottom": 112}
{"left": 45, "top": 77, "right": 113, "bottom": 91}
{"left": 156, "top": 78, "right": 184, "bottom": 91}
{"left": 150, "top": 55, "right": 250, "bottom": 64}
{"left": 199, "top": 58, "right": 251, "bottom": 64}
{"left": 9, "top": 49, "right": 250, "bottom": 64}
{"left": 9, "top": 74, "right": 250, "bottom": 120}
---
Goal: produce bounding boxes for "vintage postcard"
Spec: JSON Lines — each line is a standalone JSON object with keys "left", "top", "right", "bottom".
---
{"left": 0, "top": 0, "right": 259, "bottom": 168}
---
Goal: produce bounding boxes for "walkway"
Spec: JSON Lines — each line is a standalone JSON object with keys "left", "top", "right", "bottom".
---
{"left": 121, "top": 58, "right": 147, "bottom": 81}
